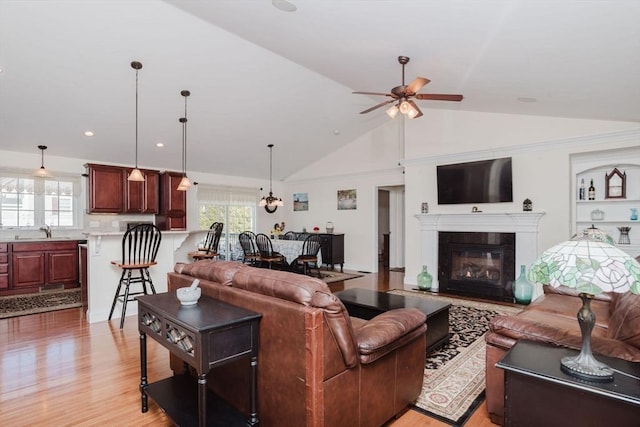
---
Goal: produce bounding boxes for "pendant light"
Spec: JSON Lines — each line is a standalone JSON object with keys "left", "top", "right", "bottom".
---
{"left": 127, "top": 61, "right": 145, "bottom": 182}
{"left": 34, "top": 145, "right": 52, "bottom": 177}
{"left": 177, "top": 90, "right": 191, "bottom": 191}
{"left": 259, "top": 144, "right": 283, "bottom": 213}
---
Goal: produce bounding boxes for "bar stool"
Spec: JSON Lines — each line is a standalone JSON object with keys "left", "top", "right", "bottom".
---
{"left": 109, "top": 223, "right": 162, "bottom": 328}
{"left": 188, "top": 222, "right": 223, "bottom": 261}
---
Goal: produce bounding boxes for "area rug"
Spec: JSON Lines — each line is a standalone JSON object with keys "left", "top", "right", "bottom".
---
{"left": 0, "top": 288, "right": 82, "bottom": 319}
{"left": 319, "top": 270, "right": 363, "bottom": 284}
{"left": 390, "top": 290, "right": 522, "bottom": 426}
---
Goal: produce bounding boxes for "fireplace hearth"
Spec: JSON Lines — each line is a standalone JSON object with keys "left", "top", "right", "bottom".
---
{"left": 439, "top": 232, "right": 515, "bottom": 302}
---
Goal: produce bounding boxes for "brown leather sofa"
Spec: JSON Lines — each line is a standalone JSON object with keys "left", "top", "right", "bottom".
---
{"left": 485, "top": 285, "right": 640, "bottom": 425}
{"left": 167, "top": 260, "right": 427, "bottom": 427}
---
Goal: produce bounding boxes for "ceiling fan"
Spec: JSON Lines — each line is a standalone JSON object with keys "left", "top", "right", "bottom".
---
{"left": 353, "top": 56, "right": 463, "bottom": 119}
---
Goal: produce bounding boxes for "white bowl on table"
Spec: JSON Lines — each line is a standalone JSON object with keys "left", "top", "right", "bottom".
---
{"left": 176, "top": 286, "right": 201, "bottom": 306}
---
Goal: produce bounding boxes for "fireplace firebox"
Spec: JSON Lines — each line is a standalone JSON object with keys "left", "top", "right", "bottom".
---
{"left": 438, "top": 232, "right": 515, "bottom": 302}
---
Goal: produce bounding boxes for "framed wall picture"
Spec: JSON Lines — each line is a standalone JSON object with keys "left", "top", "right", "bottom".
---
{"left": 293, "top": 193, "right": 309, "bottom": 211}
{"left": 337, "top": 189, "right": 357, "bottom": 210}
{"left": 605, "top": 168, "right": 626, "bottom": 199}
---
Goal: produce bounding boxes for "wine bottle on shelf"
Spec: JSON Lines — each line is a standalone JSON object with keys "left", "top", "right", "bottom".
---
{"left": 579, "top": 178, "right": 585, "bottom": 200}
{"left": 588, "top": 179, "right": 596, "bottom": 200}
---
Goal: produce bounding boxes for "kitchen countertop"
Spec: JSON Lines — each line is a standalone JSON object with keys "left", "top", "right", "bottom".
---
{"left": 0, "top": 237, "right": 87, "bottom": 243}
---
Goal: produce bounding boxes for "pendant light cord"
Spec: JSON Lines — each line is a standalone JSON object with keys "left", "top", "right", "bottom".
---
{"left": 135, "top": 66, "right": 139, "bottom": 168}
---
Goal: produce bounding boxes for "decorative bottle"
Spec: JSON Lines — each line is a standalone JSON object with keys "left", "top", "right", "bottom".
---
{"left": 579, "top": 178, "right": 585, "bottom": 200}
{"left": 588, "top": 179, "right": 596, "bottom": 200}
{"left": 631, "top": 208, "right": 638, "bottom": 221}
{"left": 417, "top": 265, "right": 433, "bottom": 291}
{"left": 514, "top": 265, "right": 533, "bottom": 305}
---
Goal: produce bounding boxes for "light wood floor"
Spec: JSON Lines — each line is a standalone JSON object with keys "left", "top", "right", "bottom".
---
{"left": 0, "top": 268, "right": 497, "bottom": 426}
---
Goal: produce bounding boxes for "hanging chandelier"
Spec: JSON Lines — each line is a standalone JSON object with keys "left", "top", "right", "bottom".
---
{"left": 177, "top": 90, "right": 191, "bottom": 191}
{"left": 259, "top": 144, "right": 283, "bottom": 213}
{"left": 34, "top": 145, "right": 52, "bottom": 177}
{"left": 127, "top": 61, "right": 145, "bottom": 182}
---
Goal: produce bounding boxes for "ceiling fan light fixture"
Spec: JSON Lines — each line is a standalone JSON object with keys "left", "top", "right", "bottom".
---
{"left": 399, "top": 100, "right": 411, "bottom": 114}
{"left": 406, "top": 100, "right": 421, "bottom": 119}
{"left": 386, "top": 104, "right": 399, "bottom": 119}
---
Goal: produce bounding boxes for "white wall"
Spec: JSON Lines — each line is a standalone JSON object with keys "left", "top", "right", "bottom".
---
{"left": 284, "top": 111, "right": 639, "bottom": 285}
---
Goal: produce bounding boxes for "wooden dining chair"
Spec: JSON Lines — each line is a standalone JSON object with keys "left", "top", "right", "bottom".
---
{"left": 188, "top": 222, "right": 223, "bottom": 261}
{"left": 255, "top": 233, "right": 286, "bottom": 269}
{"left": 282, "top": 231, "right": 297, "bottom": 240}
{"left": 291, "top": 234, "right": 322, "bottom": 277}
{"left": 238, "top": 231, "right": 260, "bottom": 266}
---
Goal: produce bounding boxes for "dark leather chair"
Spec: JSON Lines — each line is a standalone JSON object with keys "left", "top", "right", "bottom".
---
{"left": 109, "top": 224, "right": 161, "bottom": 328}
{"left": 291, "top": 234, "right": 322, "bottom": 277}
{"left": 238, "top": 231, "right": 260, "bottom": 266}
{"left": 189, "top": 222, "right": 223, "bottom": 261}
{"left": 255, "top": 233, "right": 286, "bottom": 269}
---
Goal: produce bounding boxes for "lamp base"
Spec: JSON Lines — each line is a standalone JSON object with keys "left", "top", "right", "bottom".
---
{"left": 560, "top": 352, "right": 614, "bottom": 382}
{"left": 561, "top": 292, "right": 614, "bottom": 382}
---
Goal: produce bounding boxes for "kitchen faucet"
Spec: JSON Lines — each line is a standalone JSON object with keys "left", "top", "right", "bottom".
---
{"left": 40, "top": 224, "right": 52, "bottom": 238}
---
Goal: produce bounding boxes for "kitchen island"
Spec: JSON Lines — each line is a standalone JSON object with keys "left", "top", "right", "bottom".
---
{"left": 82, "top": 229, "right": 207, "bottom": 323}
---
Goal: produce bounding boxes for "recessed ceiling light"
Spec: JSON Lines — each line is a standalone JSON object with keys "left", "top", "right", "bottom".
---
{"left": 333, "top": 129, "right": 340, "bottom": 135}
{"left": 517, "top": 97, "right": 537, "bottom": 103}
{"left": 156, "top": 142, "right": 164, "bottom": 147}
{"left": 84, "top": 131, "right": 94, "bottom": 137}
{"left": 272, "top": 0, "right": 297, "bottom": 12}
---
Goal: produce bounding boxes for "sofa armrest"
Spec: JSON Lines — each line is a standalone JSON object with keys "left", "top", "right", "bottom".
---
{"left": 355, "top": 308, "right": 427, "bottom": 364}
{"left": 490, "top": 315, "right": 640, "bottom": 362}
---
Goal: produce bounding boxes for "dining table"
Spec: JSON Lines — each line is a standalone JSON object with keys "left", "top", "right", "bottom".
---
{"left": 269, "top": 238, "right": 322, "bottom": 266}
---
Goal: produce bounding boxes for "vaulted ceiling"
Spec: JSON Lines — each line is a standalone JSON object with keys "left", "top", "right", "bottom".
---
{"left": 1, "top": 1, "right": 638, "bottom": 180}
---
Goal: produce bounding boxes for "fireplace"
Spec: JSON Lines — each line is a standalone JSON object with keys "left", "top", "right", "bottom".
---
{"left": 414, "top": 212, "right": 545, "bottom": 300}
{"left": 438, "top": 232, "right": 515, "bottom": 301}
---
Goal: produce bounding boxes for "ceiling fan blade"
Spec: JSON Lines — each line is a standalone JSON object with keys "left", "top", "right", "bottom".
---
{"left": 405, "top": 77, "right": 430, "bottom": 94}
{"left": 352, "top": 91, "right": 394, "bottom": 97}
{"left": 359, "top": 99, "right": 395, "bottom": 114}
{"left": 415, "top": 93, "right": 464, "bottom": 101}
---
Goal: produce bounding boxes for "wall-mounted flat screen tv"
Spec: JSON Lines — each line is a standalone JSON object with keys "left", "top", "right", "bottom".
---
{"left": 437, "top": 157, "right": 513, "bottom": 204}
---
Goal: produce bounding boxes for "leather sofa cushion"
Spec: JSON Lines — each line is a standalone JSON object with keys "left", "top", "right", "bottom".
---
{"left": 526, "top": 293, "right": 611, "bottom": 329}
{"left": 232, "top": 266, "right": 330, "bottom": 305}
{"left": 175, "top": 260, "right": 245, "bottom": 285}
{"left": 608, "top": 292, "right": 640, "bottom": 348}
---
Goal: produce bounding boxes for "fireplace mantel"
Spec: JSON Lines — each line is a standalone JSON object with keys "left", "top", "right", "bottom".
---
{"left": 414, "top": 212, "right": 545, "bottom": 297}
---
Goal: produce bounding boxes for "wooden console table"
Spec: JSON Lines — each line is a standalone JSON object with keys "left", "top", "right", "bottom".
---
{"left": 137, "top": 292, "right": 262, "bottom": 427}
{"left": 497, "top": 340, "right": 640, "bottom": 427}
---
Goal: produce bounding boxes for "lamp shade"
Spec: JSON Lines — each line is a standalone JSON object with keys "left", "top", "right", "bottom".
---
{"left": 572, "top": 225, "right": 616, "bottom": 246}
{"left": 528, "top": 237, "right": 640, "bottom": 295}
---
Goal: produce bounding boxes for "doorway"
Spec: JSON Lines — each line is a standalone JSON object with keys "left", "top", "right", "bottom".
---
{"left": 377, "top": 185, "right": 405, "bottom": 272}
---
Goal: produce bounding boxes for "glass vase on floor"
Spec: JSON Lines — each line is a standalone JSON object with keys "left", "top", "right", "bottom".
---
{"left": 514, "top": 265, "right": 533, "bottom": 304}
{"left": 417, "top": 265, "right": 433, "bottom": 291}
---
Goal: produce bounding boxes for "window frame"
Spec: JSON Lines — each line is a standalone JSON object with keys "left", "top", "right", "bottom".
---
{"left": 0, "top": 169, "right": 82, "bottom": 230}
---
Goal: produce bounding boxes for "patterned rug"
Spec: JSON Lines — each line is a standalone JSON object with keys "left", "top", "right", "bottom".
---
{"left": 319, "top": 270, "right": 363, "bottom": 284}
{"left": 390, "top": 290, "right": 522, "bottom": 426}
{"left": 0, "top": 288, "right": 82, "bottom": 319}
